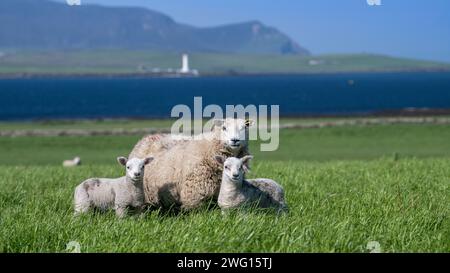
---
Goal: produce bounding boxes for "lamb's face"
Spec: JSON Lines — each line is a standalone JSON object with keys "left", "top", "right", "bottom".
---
{"left": 214, "top": 118, "right": 254, "bottom": 153}
{"left": 215, "top": 155, "right": 253, "bottom": 184}
{"left": 223, "top": 157, "right": 245, "bottom": 182}
{"left": 126, "top": 158, "right": 147, "bottom": 181}
{"left": 117, "top": 156, "right": 154, "bottom": 181}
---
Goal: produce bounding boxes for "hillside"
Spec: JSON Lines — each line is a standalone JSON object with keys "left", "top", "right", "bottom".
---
{"left": 0, "top": 0, "right": 308, "bottom": 55}
{"left": 1, "top": 1, "right": 448, "bottom": 75}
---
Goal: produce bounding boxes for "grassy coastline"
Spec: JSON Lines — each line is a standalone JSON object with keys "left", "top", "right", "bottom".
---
{"left": 1, "top": 51, "right": 449, "bottom": 76}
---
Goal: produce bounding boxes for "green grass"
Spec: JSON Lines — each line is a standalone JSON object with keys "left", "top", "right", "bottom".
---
{"left": 0, "top": 123, "right": 449, "bottom": 252}
{"left": 263, "top": 124, "right": 450, "bottom": 161}
{"left": 1, "top": 124, "right": 450, "bottom": 165}
{"left": 0, "top": 159, "right": 448, "bottom": 252}
{"left": 0, "top": 119, "right": 174, "bottom": 131}
{"left": 0, "top": 117, "right": 383, "bottom": 131}
{"left": 0, "top": 50, "right": 449, "bottom": 75}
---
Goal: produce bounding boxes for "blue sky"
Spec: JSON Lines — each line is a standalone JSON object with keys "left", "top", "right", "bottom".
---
{"left": 64, "top": 0, "right": 450, "bottom": 62}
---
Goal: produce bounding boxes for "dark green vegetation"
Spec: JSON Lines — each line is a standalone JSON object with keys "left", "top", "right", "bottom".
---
{"left": 1, "top": 50, "right": 449, "bottom": 75}
{"left": 0, "top": 121, "right": 449, "bottom": 252}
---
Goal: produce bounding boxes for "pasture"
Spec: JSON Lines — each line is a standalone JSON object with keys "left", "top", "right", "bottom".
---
{"left": 0, "top": 121, "right": 449, "bottom": 252}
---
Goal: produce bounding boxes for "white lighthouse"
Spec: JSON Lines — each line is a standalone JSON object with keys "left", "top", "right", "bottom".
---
{"left": 178, "top": 53, "right": 199, "bottom": 75}
{"left": 180, "top": 54, "right": 190, "bottom": 73}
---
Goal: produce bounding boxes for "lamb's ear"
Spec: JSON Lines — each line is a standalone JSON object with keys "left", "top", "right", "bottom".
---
{"left": 214, "top": 155, "right": 226, "bottom": 165}
{"left": 241, "top": 155, "right": 253, "bottom": 173}
{"left": 117, "top": 156, "right": 128, "bottom": 166}
{"left": 144, "top": 156, "right": 154, "bottom": 165}
{"left": 213, "top": 119, "right": 225, "bottom": 128}
{"left": 245, "top": 119, "right": 255, "bottom": 128}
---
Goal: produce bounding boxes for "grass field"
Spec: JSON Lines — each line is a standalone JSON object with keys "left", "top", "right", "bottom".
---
{"left": 0, "top": 117, "right": 365, "bottom": 131}
{"left": 0, "top": 122, "right": 449, "bottom": 252}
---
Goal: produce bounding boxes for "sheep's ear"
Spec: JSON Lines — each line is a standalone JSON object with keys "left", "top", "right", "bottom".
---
{"left": 117, "top": 157, "right": 128, "bottom": 166}
{"left": 241, "top": 155, "right": 253, "bottom": 173}
{"left": 144, "top": 157, "right": 154, "bottom": 165}
{"left": 213, "top": 119, "right": 225, "bottom": 128}
{"left": 214, "top": 155, "right": 226, "bottom": 165}
{"left": 245, "top": 119, "right": 255, "bottom": 128}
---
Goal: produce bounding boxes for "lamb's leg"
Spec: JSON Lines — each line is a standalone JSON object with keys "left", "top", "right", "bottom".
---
{"left": 74, "top": 184, "right": 91, "bottom": 215}
{"left": 115, "top": 206, "right": 127, "bottom": 218}
{"left": 278, "top": 203, "right": 289, "bottom": 215}
{"left": 134, "top": 206, "right": 143, "bottom": 214}
{"left": 221, "top": 209, "right": 231, "bottom": 218}
{"left": 135, "top": 206, "right": 147, "bottom": 219}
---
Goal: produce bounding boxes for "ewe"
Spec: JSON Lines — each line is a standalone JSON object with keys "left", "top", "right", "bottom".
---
{"left": 130, "top": 118, "right": 254, "bottom": 211}
{"left": 214, "top": 155, "right": 288, "bottom": 213}
{"left": 129, "top": 118, "right": 253, "bottom": 159}
{"left": 74, "top": 156, "right": 154, "bottom": 218}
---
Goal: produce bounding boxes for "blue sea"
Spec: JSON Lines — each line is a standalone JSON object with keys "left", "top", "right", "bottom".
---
{"left": 0, "top": 72, "right": 450, "bottom": 120}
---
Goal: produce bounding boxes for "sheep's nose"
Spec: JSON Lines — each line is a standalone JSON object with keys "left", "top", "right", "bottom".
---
{"left": 231, "top": 138, "right": 240, "bottom": 144}
{"left": 134, "top": 172, "right": 140, "bottom": 177}
{"left": 232, "top": 173, "right": 239, "bottom": 179}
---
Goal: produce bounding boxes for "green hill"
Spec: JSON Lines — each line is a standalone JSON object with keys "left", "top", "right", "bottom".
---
{"left": 0, "top": 0, "right": 307, "bottom": 55}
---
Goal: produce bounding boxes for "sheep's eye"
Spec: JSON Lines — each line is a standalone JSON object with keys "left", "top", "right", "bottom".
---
{"left": 127, "top": 166, "right": 130, "bottom": 169}
{"left": 222, "top": 126, "right": 227, "bottom": 131}
{"left": 225, "top": 166, "right": 229, "bottom": 170}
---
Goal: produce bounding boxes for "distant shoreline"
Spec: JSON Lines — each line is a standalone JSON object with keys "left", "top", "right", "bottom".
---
{"left": 1, "top": 68, "right": 450, "bottom": 79}
{"left": 1, "top": 116, "right": 450, "bottom": 137}
{"left": 1, "top": 109, "right": 450, "bottom": 123}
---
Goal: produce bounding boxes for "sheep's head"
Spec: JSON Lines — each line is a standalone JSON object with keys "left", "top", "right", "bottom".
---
{"left": 117, "top": 156, "right": 154, "bottom": 182}
{"left": 213, "top": 118, "right": 254, "bottom": 154}
{"left": 214, "top": 155, "right": 253, "bottom": 183}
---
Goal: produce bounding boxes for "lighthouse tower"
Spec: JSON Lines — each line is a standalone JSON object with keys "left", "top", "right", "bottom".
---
{"left": 180, "top": 54, "right": 190, "bottom": 73}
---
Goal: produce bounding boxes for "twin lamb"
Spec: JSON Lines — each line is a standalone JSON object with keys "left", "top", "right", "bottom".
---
{"left": 214, "top": 155, "right": 288, "bottom": 214}
{"left": 74, "top": 156, "right": 153, "bottom": 218}
{"left": 74, "top": 155, "right": 287, "bottom": 217}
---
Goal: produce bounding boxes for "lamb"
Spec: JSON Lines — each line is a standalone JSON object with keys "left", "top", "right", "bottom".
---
{"left": 135, "top": 118, "right": 254, "bottom": 211}
{"left": 63, "top": 156, "right": 81, "bottom": 167}
{"left": 214, "top": 155, "right": 288, "bottom": 213}
{"left": 73, "top": 156, "right": 154, "bottom": 218}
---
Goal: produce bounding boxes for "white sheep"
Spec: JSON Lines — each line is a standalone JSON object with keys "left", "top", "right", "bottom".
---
{"left": 214, "top": 155, "right": 288, "bottom": 213}
{"left": 129, "top": 118, "right": 254, "bottom": 159}
{"left": 63, "top": 156, "right": 81, "bottom": 167}
{"left": 73, "top": 156, "right": 154, "bottom": 218}
{"left": 131, "top": 118, "right": 254, "bottom": 211}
